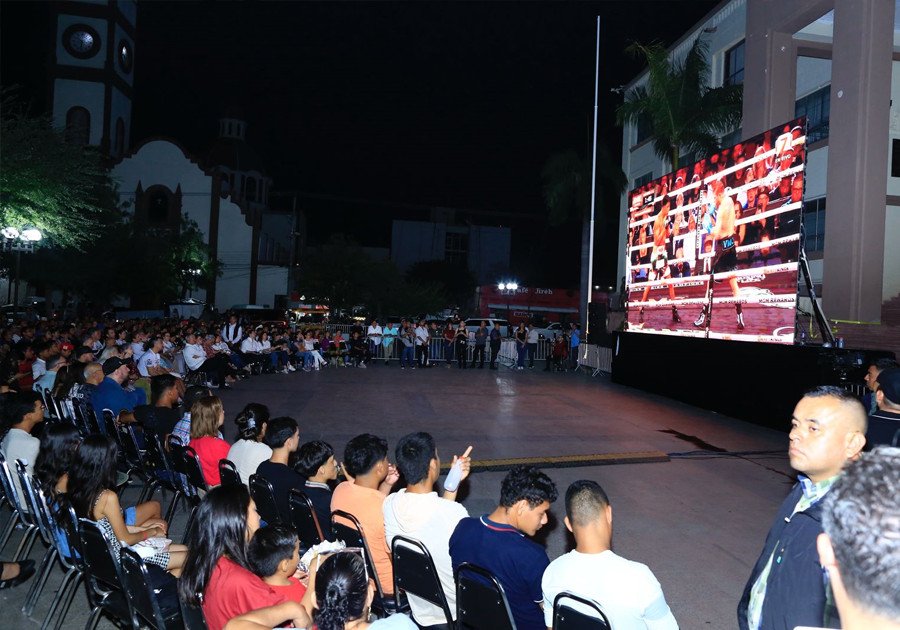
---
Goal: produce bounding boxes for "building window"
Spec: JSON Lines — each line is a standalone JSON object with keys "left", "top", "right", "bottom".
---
{"left": 445, "top": 231, "right": 469, "bottom": 265}
{"left": 245, "top": 177, "right": 257, "bottom": 202}
{"left": 634, "top": 171, "right": 654, "bottom": 189}
{"left": 724, "top": 40, "right": 745, "bottom": 86}
{"left": 635, "top": 113, "right": 652, "bottom": 144}
{"left": 65, "top": 106, "right": 90, "bottom": 145}
{"left": 115, "top": 118, "right": 125, "bottom": 156}
{"left": 147, "top": 189, "right": 171, "bottom": 224}
{"left": 795, "top": 85, "right": 830, "bottom": 144}
{"left": 803, "top": 196, "right": 826, "bottom": 252}
{"left": 117, "top": 39, "right": 133, "bottom": 74}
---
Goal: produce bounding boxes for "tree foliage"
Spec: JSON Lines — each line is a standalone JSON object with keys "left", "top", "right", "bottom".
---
{"left": 541, "top": 146, "right": 627, "bottom": 227}
{"left": 616, "top": 38, "right": 743, "bottom": 170}
{"left": 405, "top": 259, "right": 476, "bottom": 309}
{"left": 297, "top": 234, "right": 447, "bottom": 318}
{"left": 0, "top": 90, "right": 114, "bottom": 248}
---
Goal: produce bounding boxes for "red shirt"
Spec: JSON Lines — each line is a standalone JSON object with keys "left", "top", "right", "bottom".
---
{"left": 269, "top": 576, "right": 307, "bottom": 602}
{"left": 189, "top": 436, "right": 230, "bottom": 486}
{"left": 202, "top": 556, "right": 287, "bottom": 630}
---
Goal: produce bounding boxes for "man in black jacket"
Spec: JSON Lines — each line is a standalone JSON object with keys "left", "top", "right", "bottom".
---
{"left": 738, "top": 386, "right": 867, "bottom": 630}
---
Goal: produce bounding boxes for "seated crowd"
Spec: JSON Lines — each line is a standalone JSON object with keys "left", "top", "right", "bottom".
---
{"left": 0, "top": 315, "right": 898, "bottom": 630}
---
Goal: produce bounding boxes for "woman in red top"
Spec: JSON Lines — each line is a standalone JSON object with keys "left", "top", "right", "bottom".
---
{"left": 188, "top": 396, "right": 231, "bottom": 486}
{"left": 178, "top": 485, "right": 313, "bottom": 630}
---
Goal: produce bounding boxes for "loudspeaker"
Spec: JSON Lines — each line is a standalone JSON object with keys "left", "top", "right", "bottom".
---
{"left": 588, "top": 302, "right": 611, "bottom": 347}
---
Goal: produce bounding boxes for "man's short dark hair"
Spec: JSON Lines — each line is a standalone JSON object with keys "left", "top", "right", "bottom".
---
{"left": 821, "top": 447, "right": 900, "bottom": 620}
{"left": 870, "top": 358, "right": 899, "bottom": 371}
{"left": 247, "top": 524, "right": 297, "bottom": 578}
{"left": 395, "top": 432, "right": 436, "bottom": 485}
{"left": 150, "top": 373, "right": 178, "bottom": 405}
{"left": 295, "top": 440, "right": 334, "bottom": 478}
{"left": 565, "top": 480, "right": 610, "bottom": 527}
{"left": 804, "top": 385, "right": 859, "bottom": 403}
{"left": 343, "top": 433, "right": 388, "bottom": 477}
{"left": 263, "top": 416, "right": 299, "bottom": 449}
{"left": 499, "top": 465, "right": 558, "bottom": 508}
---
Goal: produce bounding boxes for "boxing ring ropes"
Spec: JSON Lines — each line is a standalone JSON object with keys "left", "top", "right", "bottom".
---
{"left": 624, "top": 134, "right": 805, "bottom": 323}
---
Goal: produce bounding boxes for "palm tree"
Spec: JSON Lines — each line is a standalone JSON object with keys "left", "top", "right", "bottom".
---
{"left": 616, "top": 38, "right": 743, "bottom": 170}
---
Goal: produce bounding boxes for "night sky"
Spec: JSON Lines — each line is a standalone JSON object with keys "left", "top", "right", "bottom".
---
{"left": 2, "top": 1, "right": 717, "bottom": 287}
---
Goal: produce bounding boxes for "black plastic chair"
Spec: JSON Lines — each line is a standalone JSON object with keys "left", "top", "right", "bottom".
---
{"left": 392, "top": 534, "right": 454, "bottom": 626}
{"left": 288, "top": 488, "right": 323, "bottom": 550}
{"left": 167, "top": 437, "right": 207, "bottom": 543}
{"left": 78, "top": 518, "right": 135, "bottom": 630}
{"left": 552, "top": 592, "right": 611, "bottom": 630}
{"left": 0, "top": 451, "right": 24, "bottom": 556}
{"left": 120, "top": 547, "right": 183, "bottom": 629}
{"left": 249, "top": 473, "right": 282, "bottom": 525}
{"left": 15, "top": 460, "right": 57, "bottom": 616}
{"left": 41, "top": 506, "right": 86, "bottom": 630}
{"left": 218, "top": 459, "right": 242, "bottom": 486}
{"left": 0, "top": 453, "right": 38, "bottom": 561}
{"left": 76, "top": 399, "right": 104, "bottom": 435}
{"left": 143, "top": 432, "right": 184, "bottom": 523}
{"left": 180, "top": 597, "right": 209, "bottom": 630}
{"left": 331, "top": 508, "right": 406, "bottom": 617}
{"left": 454, "top": 561, "right": 517, "bottom": 630}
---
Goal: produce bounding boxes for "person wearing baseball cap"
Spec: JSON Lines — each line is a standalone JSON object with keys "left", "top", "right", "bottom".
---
{"left": 74, "top": 346, "right": 95, "bottom": 363}
{"left": 89, "top": 357, "right": 146, "bottom": 425}
{"left": 868, "top": 367, "right": 900, "bottom": 447}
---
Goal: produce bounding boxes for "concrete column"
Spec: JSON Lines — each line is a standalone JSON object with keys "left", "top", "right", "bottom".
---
{"left": 822, "top": 0, "right": 893, "bottom": 321}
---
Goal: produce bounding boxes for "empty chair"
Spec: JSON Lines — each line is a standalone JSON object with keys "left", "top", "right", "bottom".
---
{"left": 167, "top": 437, "right": 208, "bottom": 543}
{"left": 217, "top": 459, "right": 242, "bottom": 486}
{"left": 288, "top": 488, "right": 323, "bottom": 550}
{"left": 552, "top": 592, "right": 612, "bottom": 630}
{"left": 392, "top": 534, "right": 454, "bottom": 627}
{"left": 78, "top": 518, "right": 135, "bottom": 630}
{"left": 249, "top": 473, "right": 282, "bottom": 525}
{"left": 119, "top": 547, "right": 183, "bottom": 629}
{"left": 142, "top": 432, "right": 184, "bottom": 523}
{"left": 455, "top": 561, "right": 517, "bottom": 630}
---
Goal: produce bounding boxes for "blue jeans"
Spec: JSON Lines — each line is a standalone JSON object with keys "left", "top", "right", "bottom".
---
{"left": 444, "top": 340, "right": 454, "bottom": 364}
{"left": 401, "top": 345, "right": 415, "bottom": 367}
{"left": 516, "top": 343, "right": 526, "bottom": 367}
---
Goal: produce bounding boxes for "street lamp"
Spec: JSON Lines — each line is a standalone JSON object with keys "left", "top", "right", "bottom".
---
{"left": 2, "top": 227, "right": 42, "bottom": 306}
{"left": 498, "top": 280, "right": 519, "bottom": 337}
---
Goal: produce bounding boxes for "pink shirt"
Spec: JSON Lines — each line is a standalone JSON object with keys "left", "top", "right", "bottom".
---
{"left": 331, "top": 480, "right": 393, "bottom": 593}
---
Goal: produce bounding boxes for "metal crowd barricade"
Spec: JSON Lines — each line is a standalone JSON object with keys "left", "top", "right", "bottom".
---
{"left": 577, "top": 344, "right": 612, "bottom": 376}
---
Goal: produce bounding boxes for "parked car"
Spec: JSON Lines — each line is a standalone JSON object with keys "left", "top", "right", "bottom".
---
{"left": 464, "top": 318, "right": 512, "bottom": 338}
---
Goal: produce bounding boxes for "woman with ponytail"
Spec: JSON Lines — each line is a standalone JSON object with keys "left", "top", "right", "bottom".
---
{"left": 314, "top": 552, "right": 416, "bottom": 630}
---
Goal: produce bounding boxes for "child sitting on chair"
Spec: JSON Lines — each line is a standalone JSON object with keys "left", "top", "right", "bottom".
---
{"left": 248, "top": 524, "right": 308, "bottom": 602}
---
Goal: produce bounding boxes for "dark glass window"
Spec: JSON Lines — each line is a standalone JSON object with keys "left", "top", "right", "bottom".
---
{"left": 634, "top": 172, "right": 654, "bottom": 189}
{"left": 724, "top": 41, "right": 745, "bottom": 86}
{"left": 445, "top": 231, "right": 469, "bottom": 265}
{"left": 802, "top": 197, "right": 826, "bottom": 252}
{"left": 795, "top": 86, "right": 830, "bottom": 144}
{"left": 635, "top": 113, "right": 652, "bottom": 144}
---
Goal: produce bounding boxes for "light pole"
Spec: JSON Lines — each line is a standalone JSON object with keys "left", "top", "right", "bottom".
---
{"left": 498, "top": 281, "right": 518, "bottom": 338}
{"left": 2, "top": 227, "right": 42, "bottom": 306}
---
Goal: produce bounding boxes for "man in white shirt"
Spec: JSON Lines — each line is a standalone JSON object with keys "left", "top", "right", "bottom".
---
{"left": 366, "top": 319, "right": 383, "bottom": 362}
{"left": 414, "top": 320, "right": 430, "bottom": 368}
{"left": 0, "top": 391, "right": 44, "bottom": 511}
{"left": 542, "top": 480, "right": 678, "bottom": 630}
{"left": 183, "top": 331, "right": 232, "bottom": 389}
{"left": 137, "top": 336, "right": 169, "bottom": 377}
{"left": 240, "top": 329, "right": 266, "bottom": 372}
{"left": 526, "top": 324, "right": 540, "bottom": 369}
{"left": 222, "top": 315, "right": 243, "bottom": 348}
{"left": 130, "top": 331, "right": 147, "bottom": 363}
{"left": 384, "top": 432, "right": 471, "bottom": 626}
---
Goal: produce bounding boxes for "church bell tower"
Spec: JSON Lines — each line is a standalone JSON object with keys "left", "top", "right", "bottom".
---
{"left": 49, "top": 0, "right": 136, "bottom": 158}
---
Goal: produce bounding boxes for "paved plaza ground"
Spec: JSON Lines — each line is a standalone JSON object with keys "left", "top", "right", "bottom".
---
{"left": 3, "top": 363, "right": 797, "bottom": 628}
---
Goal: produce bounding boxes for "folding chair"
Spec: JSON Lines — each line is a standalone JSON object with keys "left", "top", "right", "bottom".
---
{"left": 0, "top": 453, "right": 39, "bottom": 560}
{"left": 73, "top": 399, "right": 103, "bottom": 435}
{"left": 119, "top": 547, "right": 183, "bottom": 629}
{"left": 180, "top": 597, "right": 209, "bottom": 630}
{"left": 331, "top": 508, "right": 406, "bottom": 617}
{"left": 143, "top": 432, "right": 184, "bottom": 523}
{"left": 249, "top": 473, "right": 282, "bottom": 525}
{"left": 118, "top": 423, "right": 149, "bottom": 499}
{"left": 15, "top": 461, "right": 59, "bottom": 616}
{"left": 288, "top": 488, "right": 323, "bottom": 551}
{"left": 454, "top": 561, "right": 516, "bottom": 630}
{"left": 218, "top": 459, "right": 242, "bottom": 486}
{"left": 391, "top": 534, "right": 454, "bottom": 626}
{"left": 167, "top": 437, "right": 207, "bottom": 543}
{"left": 41, "top": 506, "right": 85, "bottom": 630}
{"left": 101, "top": 409, "right": 125, "bottom": 450}
{"left": 78, "top": 518, "right": 135, "bottom": 630}
{"left": 552, "top": 592, "right": 611, "bottom": 630}
{"left": 0, "top": 451, "right": 23, "bottom": 556}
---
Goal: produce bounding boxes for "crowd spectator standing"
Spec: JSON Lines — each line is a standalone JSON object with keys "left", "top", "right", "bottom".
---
{"left": 738, "top": 386, "right": 867, "bottom": 630}
{"left": 868, "top": 367, "right": 900, "bottom": 447}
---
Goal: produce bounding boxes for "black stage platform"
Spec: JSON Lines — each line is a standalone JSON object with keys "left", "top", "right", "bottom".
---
{"left": 610, "top": 332, "right": 895, "bottom": 431}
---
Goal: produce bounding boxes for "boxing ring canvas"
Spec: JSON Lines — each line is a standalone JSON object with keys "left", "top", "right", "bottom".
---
{"left": 624, "top": 117, "right": 807, "bottom": 345}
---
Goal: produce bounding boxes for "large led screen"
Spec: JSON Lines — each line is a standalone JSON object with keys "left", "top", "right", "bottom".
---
{"left": 624, "top": 118, "right": 806, "bottom": 344}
